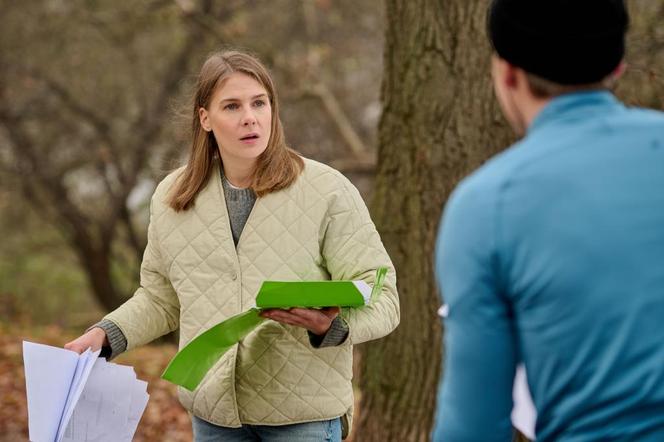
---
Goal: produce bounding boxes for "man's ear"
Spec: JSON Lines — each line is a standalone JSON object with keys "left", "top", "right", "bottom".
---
{"left": 199, "top": 107, "right": 211, "bottom": 132}
{"left": 611, "top": 61, "right": 627, "bottom": 80}
{"left": 504, "top": 61, "right": 520, "bottom": 89}
{"left": 492, "top": 55, "right": 520, "bottom": 89}
{"left": 602, "top": 61, "right": 626, "bottom": 90}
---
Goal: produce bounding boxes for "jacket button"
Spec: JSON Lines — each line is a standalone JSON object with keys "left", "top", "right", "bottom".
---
{"left": 231, "top": 272, "right": 238, "bottom": 281}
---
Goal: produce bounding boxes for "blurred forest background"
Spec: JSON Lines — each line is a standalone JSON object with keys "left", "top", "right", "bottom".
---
{"left": 1, "top": 0, "right": 662, "bottom": 441}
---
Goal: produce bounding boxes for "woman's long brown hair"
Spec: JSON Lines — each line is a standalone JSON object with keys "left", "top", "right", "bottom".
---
{"left": 168, "top": 50, "right": 303, "bottom": 211}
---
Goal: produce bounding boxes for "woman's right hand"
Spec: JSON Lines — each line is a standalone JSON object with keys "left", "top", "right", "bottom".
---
{"left": 64, "top": 327, "right": 109, "bottom": 354}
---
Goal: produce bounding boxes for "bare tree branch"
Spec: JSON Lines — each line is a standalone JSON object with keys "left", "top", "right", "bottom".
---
{"left": 120, "top": 203, "right": 146, "bottom": 262}
{"left": 17, "top": 68, "right": 133, "bottom": 191}
{"left": 308, "top": 82, "right": 371, "bottom": 159}
{"left": 328, "top": 156, "right": 376, "bottom": 174}
{"left": 24, "top": 68, "right": 114, "bottom": 145}
{"left": 297, "top": 1, "right": 371, "bottom": 159}
{"left": 0, "top": 113, "right": 94, "bottom": 241}
{"left": 176, "top": 2, "right": 226, "bottom": 42}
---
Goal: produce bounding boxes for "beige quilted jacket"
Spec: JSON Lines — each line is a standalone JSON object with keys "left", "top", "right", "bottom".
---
{"left": 104, "top": 157, "right": 399, "bottom": 435}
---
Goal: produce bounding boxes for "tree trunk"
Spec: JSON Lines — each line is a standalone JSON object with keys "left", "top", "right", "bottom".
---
{"left": 356, "top": 1, "right": 512, "bottom": 440}
{"left": 76, "top": 242, "right": 123, "bottom": 312}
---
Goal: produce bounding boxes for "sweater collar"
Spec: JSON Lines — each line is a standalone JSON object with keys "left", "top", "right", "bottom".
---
{"left": 528, "top": 90, "right": 622, "bottom": 134}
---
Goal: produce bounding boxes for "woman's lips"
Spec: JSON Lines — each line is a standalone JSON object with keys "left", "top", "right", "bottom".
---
{"left": 239, "top": 133, "right": 259, "bottom": 144}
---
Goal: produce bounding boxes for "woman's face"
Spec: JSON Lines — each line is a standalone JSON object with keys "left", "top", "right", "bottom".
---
{"left": 199, "top": 72, "right": 272, "bottom": 167}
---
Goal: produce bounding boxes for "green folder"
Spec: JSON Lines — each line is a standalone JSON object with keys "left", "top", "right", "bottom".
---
{"left": 256, "top": 281, "right": 369, "bottom": 308}
{"left": 162, "top": 267, "right": 388, "bottom": 391}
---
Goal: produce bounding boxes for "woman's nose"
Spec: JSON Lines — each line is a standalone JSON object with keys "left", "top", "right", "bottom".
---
{"left": 241, "top": 109, "right": 257, "bottom": 126}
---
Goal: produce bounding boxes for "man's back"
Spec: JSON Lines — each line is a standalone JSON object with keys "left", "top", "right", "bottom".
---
{"left": 434, "top": 91, "right": 664, "bottom": 441}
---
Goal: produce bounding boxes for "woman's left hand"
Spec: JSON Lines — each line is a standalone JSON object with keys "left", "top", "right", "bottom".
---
{"left": 260, "top": 307, "right": 340, "bottom": 336}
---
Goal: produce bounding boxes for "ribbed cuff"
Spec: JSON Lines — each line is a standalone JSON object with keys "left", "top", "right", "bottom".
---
{"left": 308, "top": 316, "right": 349, "bottom": 348}
{"left": 87, "top": 319, "right": 128, "bottom": 360}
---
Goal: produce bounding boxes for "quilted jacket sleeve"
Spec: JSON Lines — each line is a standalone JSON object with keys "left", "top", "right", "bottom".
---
{"left": 103, "top": 192, "right": 180, "bottom": 351}
{"left": 321, "top": 172, "right": 400, "bottom": 345}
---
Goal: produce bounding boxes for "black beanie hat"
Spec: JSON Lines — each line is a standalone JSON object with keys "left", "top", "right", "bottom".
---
{"left": 487, "top": 0, "right": 629, "bottom": 85}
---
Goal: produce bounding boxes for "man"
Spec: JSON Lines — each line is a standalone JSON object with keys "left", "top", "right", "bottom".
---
{"left": 433, "top": 1, "right": 664, "bottom": 441}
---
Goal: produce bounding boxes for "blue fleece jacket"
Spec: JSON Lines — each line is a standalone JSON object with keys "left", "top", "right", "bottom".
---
{"left": 434, "top": 91, "right": 664, "bottom": 441}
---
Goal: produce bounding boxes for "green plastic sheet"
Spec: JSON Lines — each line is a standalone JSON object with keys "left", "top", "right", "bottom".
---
{"left": 161, "top": 309, "right": 264, "bottom": 391}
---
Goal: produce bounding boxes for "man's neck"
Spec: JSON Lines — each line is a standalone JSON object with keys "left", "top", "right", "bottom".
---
{"left": 521, "top": 96, "right": 551, "bottom": 132}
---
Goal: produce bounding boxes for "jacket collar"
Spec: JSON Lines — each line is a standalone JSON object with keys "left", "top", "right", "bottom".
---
{"left": 528, "top": 90, "right": 623, "bottom": 135}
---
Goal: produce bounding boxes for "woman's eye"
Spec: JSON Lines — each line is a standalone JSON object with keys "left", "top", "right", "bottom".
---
{"left": 253, "top": 99, "right": 266, "bottom": 108}
{"left": 224, "top": 103, "right": 239, "bottom": 110}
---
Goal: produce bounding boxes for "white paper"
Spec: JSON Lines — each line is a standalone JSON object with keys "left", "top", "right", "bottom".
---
{"left": 122, "top": 381, "right": 149, "bottom": 441}
{"left": 23, "top": 341, "right": 149, "bottom": 442}
{"left": 56, "top": 348, "right": 99, "bottom": 442}
{"left": 511, "top": 364, "right": 537, "bottom": 440}
{"left": 68, "top": 360, "right": 131, "bottom": 441}
{"left": 352, "top": 280, "right": 372, "bottom": 304}
{"left": 23, "top": 342, "right": 80, "bottom": 442}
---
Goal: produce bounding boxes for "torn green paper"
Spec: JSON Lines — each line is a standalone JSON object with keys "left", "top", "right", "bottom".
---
{"left": 162, "top": 267, "right": 388, "bottom": 390}
{"left": 161, "top": 309, "right": 264, "bottom": 391}
{"left": 369, "top": 266, "right": 387, "bottom": 304}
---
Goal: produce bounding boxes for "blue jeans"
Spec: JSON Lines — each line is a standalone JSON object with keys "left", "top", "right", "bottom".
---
{"left": 192, "top": 416, "right": 342, "bottom": 442}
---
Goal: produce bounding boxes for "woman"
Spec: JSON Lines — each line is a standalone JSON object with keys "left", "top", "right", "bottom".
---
{"left": 65, "top": 50, "right": 399, "bottom": 442}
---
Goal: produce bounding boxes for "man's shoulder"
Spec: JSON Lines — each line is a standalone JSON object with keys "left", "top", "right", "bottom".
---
{"left": 620, "top": 106, "right": 664, "bottom": 128}
{"left": 624, "top": 104, "right": 664, "bottom": 119}
{"left": 454, "top": 142, "right": 525, "bottom": 202}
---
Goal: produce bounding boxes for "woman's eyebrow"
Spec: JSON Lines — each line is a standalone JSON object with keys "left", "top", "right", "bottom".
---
{"left": 220, "top": 93, "right": 268, "bottom": 103}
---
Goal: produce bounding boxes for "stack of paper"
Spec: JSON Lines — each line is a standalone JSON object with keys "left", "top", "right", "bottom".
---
{"left": 23, "top": 341, "right": 149, "bottom": 442}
